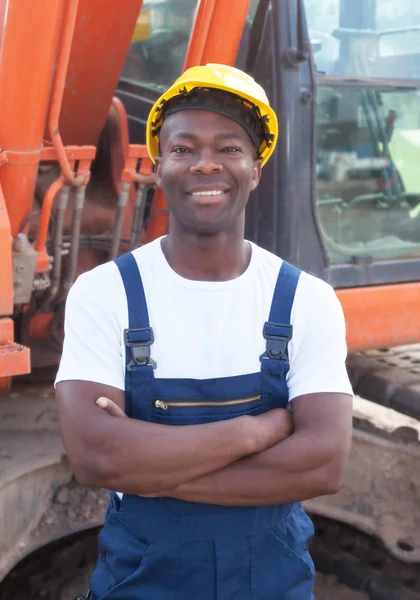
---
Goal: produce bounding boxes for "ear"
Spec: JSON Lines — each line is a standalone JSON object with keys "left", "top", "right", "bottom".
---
{"left": 155, "top": 157, "right": 163, "bottom": 189}
{"left": 250, "top": 160, "right": 262, "bottom": 192}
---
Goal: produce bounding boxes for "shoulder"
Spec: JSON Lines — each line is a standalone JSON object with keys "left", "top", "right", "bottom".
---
{"left": 292, "top": 270, "right": 345, "bottom": 337}
{"left": 295, "top": 270, "right": 341, "bottom": 313}
{"left": 250, "top": 242, "right": 337, "bottom": 305}
{"left": 70, "top": 238, "right": 163, "bottom": 299}
{"left": 69, "top": 260, "right": 121, "bottom": 299}
{"left": 248, "top": 242, "right": 283, "bottom": 279}
{"left": 130, "top": 237, "right": 164, "bottom": 273}
{"left": 249, "top": 242, "right": 339, "bottom": 305}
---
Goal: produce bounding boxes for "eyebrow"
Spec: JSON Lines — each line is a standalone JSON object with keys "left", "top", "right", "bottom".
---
{"left": 168, "top": 132, "right": 246, "bottom": 142}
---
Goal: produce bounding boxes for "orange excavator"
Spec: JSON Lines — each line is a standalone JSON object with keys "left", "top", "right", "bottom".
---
{"left": 1, "top": 0, "right": 420, "bottom": 593}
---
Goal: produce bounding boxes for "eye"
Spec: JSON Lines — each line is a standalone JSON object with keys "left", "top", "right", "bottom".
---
{"left": 221, "top": 147, "right": 242, "bottom": 154}
{"left": 171, "top": 147, "right": 191, "bottom": 154}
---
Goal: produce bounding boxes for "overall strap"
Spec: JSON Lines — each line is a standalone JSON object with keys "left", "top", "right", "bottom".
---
{"left": 260, "top": 260, "right": 301, "bottom": 376}
{"left": 114, "top": 252, "right": 156, "bottom": 416}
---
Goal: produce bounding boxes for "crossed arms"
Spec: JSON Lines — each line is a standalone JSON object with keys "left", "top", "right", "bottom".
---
{"left": 56, "top": 380, "right": 352, "bottom": 506}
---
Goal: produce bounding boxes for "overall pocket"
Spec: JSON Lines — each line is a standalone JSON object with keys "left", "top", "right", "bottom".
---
{"left": 89, "top": 512, "right": 153, "bottom": 600}
{"left": 251, "top": 507, "right": 315, "bottom": 600}
{"left": 152, "top": 393, "right": 264, "bottom": 425}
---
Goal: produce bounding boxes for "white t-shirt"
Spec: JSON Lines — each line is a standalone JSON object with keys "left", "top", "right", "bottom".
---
{"left": 55, "top": 238, "right": 353, "bottom": 400}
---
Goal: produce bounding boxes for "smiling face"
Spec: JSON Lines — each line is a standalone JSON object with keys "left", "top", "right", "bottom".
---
{"left": 155, "top": 109, "right": 262, "bottom": 236}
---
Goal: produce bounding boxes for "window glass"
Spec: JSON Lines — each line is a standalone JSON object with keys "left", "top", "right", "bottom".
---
{"left": 121, "top": 0, "right": 200, "bottom": 93}
{"left": 304, "top": 0, "right": 420, "bottom": 79}
{"left": 315, "top": 86, "right": 420, "bottom": 264}
{"left": 121, "top": 0, "right": 260, "bottom": 93}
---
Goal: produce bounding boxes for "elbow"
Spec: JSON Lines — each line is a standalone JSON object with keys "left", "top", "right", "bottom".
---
{"left": 322, "top": 468, "right": 345, "bottom": 495}
{"left": 67, "top": 448, "right": 113, "bottom": 489}
{"left": 315, "top": 439, "right": 350, "bottom": 496}
{"left": 318, "top": 461, "right": 346, "bottom": 496}
{"left": 67, "top": 449, "right": 162, "bottom": 495}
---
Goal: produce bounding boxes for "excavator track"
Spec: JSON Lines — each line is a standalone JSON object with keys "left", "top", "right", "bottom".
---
{"left": 347, "top": 345, "right": 420, "bottom": 420}
{"left": 312, "top": 515, "right": 420, "bottom": 600}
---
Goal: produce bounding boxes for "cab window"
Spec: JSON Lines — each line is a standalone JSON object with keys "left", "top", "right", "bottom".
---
{"left": 305, "top": 0, "right": 420, "bottom": 79}
{"left": 121, "top": 0, "right": 200, "bottom": 93}
{"left": 121, "top": 0, "right": 260, "bottom": 93}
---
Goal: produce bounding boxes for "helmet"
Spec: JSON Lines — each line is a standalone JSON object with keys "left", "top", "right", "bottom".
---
{"left": 146, "top": 64, "right": 278, "bottom": 167}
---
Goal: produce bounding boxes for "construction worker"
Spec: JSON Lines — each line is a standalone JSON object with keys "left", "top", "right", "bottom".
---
{"left": 55, "top": 64, "right": 353, "bottom": 599}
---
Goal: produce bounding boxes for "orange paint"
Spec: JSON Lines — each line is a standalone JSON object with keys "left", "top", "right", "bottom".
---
{"left": 0, "top": 319, "right": 14, "bottom": 344}
{"left": 337, "top": 283, "right": 420, "bottom": 351}
{"left": 48, "top": 0, "right": 87, "bottom": 187}
{"left": 183, "top": 0, "right": 217, "bottom": 69}
{"left": 200, "top": 0, "right": 252, "bottom": 66}
{"left": 35, "top": 176, "right": 65, "bottom": 271}
{"left": 28, "top": 313, "right": 55, "bottom": 340}
{"left": 0, "top": 0, "right": 65, "bottom": 237}
{"left": 0, "top": 342, "right": 31, "bottom": 378}
{"left": 57, "top": 0, "right": 144, "bottom": 146}
{"left": 0, "top": 320, "right": 30, "bottom": 384}
{"left": 145, "top": 188, "right": 170, "bottom": 241}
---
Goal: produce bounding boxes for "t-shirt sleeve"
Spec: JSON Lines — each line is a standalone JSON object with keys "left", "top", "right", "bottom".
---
{"left": 287, "top": 277, "right": 354, "bottom": 401}
{"left": 55, "top": 267, "right": 125, "bottom": 390}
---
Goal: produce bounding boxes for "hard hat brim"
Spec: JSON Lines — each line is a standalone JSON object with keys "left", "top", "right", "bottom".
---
{"left": 146, "top": 74, "right": 278, "bottom": 167}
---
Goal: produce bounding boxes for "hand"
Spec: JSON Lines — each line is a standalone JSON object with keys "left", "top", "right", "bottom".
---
{"left": 95, "top": 397, "right": 174, "bottom": 498}
{"left": 245, "top": 408, "right": 293, "bottom": 453}
{"left": 96, "top": 397, "right": 127, "bottom": 418}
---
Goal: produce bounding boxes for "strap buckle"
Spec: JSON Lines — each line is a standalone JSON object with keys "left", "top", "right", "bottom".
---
{"left": 124, "top": 327, "right": 157, "bottom": 371}
{"left": 260, "top": 321, "right": 293, "bottom": 362}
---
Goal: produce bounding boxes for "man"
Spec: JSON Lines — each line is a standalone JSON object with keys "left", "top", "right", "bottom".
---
{"left": 56, "top": 64, "right": 353, "bottom": 600}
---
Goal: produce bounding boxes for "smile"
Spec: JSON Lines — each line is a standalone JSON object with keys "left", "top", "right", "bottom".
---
{"left": 191, "top": 190, "right": 226, "bottom": 197}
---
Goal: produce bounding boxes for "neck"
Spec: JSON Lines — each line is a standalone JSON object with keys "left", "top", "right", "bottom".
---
{"left": 161, "top": 223, "right": 251, "bottom": 282}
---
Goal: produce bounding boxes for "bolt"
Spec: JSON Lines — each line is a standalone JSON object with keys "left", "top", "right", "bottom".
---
{"left": 300, "top": 89, "right": 313, "bottom": 104}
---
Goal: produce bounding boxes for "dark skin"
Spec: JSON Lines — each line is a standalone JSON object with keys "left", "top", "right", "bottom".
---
{"left": 56, "top": 108, "right": 353, "bottom": 504}
{"left": 155, "top": 110, "right": 261, "bottom": 281}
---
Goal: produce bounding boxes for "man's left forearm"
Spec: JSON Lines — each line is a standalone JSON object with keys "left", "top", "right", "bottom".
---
{"left": 160, "top": 429, "right": 349, "bottom": 506}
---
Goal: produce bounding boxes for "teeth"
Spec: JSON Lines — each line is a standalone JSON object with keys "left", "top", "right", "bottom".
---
{"left": 192, "top": 190, "right": 224, "bottom": 197}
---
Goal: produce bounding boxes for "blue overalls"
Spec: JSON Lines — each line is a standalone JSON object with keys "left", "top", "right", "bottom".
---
{"left": 89, "top": 252, "right": 315, "bottom": 600}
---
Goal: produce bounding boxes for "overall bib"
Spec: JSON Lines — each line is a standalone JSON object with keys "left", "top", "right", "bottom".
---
{"left": 89, "top": 253, "right": 315, "bottom": 600}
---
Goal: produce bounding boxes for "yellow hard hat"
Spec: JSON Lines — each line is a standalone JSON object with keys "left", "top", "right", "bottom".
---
{"left": 146, "top": 64, "right": 278, "bottom": 167}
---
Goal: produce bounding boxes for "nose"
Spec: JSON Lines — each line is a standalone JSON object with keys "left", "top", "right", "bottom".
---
{"left": 189, "top": 148, "right": 223, "bottom": 175}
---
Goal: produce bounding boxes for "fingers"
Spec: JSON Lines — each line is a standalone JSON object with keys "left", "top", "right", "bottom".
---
{"left": 96, "top": 397, "right": 128, "bottom": 418}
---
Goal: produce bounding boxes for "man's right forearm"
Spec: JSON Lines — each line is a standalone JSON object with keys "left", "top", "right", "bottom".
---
{"left": 64, "top": 410, "right": 257, "bottom": 495}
